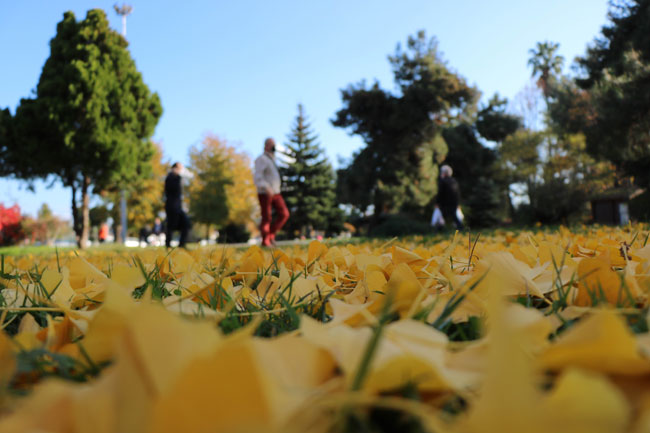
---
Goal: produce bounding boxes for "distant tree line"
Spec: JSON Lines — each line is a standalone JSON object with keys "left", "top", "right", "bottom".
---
{"left": 330, "top": 1, "right": 650, "bottom": 233}
{"left": 2, "top": 2, "right": 650, "bottom": 246}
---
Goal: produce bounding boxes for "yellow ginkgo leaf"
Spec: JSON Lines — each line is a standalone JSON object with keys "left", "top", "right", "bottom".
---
{"left": 541, "top": 368, "right": 630, "bottom": 433}
{"left": 167, "top": 249, "right": 196, "bottom": 275}
{"left": 539, "top": 309, "right": 650, "bottom": 375}
{"left": 354, "top": 253, "right": 384, "bottom": 271}
{"left": 368, "top": 319, "right": 470, "bottom": 392}
{"left": 67, "top": 256, "right": 108, "bottom": 290}
{"left": 0, "top": 380, "right": 74, "bottom": 432}
{"left": 456, "top": 269, "right": 546, "bottom": 433}
{"left": 307, "top": 239, "right": 328, "bottom": 264}
{"left": 385, "top": 262, "right": 423, "bottom": 315}
{"left": 391, "top": 246, "right": 425, "bottom": 266}
{"left": 575, "top": 255, "right": 623, "bottom": 306}
{"left": 79, "top": 283, "right": 139, "bottom": 364}
{"left": 473, "top": 251, "right": 547, "bottom": 298}
{"left": 110, "top": 264, "right": 146, "bottom": 293}
{"left": 17, "top": 312, "right": 41, "bottom": 334}
{"left": 148, "top": 337, "right": 296, "bottom": 433}
{"left": 115, "top": 304, "right": 222, "bottom": 396}
{"left": 501, "top": 303, "right": 553, "bottom": 354}
{"left": 0, "top": 331, "right": 16, "bottom": 388}
{"left": 72, "top": 369, "right": 118, "bottom": 433}
{"left": 328, "top": 297, "right": 376, "bottom": 326}
{"left": 300, "top": 315, "right": 373, "bottom": 384}
{"left": 252, "top": 334, "right": 337, "bottom": 389}
{"left": 40, "top": 268, "right": 75, "bottom": 307}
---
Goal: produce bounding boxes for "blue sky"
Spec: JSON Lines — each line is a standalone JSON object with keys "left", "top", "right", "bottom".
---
{"left": 1, "top": 0, "right": 609, "bottom": 219}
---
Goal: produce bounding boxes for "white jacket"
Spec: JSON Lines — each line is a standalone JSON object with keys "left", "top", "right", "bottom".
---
{"left": 254, "top": 152, "right": 281, "bottom": 195}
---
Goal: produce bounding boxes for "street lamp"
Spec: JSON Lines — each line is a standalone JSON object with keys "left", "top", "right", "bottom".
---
{"left": 113, "top": 3, "right": 133, "bottom": 244}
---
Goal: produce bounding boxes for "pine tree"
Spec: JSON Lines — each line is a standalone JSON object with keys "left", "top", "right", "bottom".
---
{"left": 280, "top": 104, "right": 337, "bottom": 238}
{"left": 5, "top": 10, "right": 162, "bottom": 248}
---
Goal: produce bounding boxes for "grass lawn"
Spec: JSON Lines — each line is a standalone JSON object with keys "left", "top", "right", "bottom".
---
{"left": 0, "top": 243, "right": 146, "bottom": 256}
{"left": 0, "top": 223, "right": 627, "bottom": 257}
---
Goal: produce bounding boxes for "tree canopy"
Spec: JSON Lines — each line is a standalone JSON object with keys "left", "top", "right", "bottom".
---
{"left": 574, "top": 0, "right": 650, "bottom": 187}
{"left": 188, "top": 135, "right": 258, "bottom": 236}
{"left": 333, "top": 30, "right": 479, "bottom": 218}
{"left": 528, "top": 41, "right": 564, "bottom": 100}
{"left": 3, "top": 9, "right": 162, "bottom": 247}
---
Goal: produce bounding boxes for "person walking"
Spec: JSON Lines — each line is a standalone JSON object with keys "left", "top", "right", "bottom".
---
{"left": 152, "top": 217, "right": 163, "bottom": 236}
{"left": 150, "top": 217, "right": 164, "bottom": 246}
{"left": 98, "top": 222, "right": 109, "bottom": 243}
{"left": 254, "top": 138, "right": 289, "bottom": 247}
{"left": 164, "top": 162, "right": 190, "bottom": 248}
{"left": 138, "top": 225, "right": 150, "bottom": 246}
{"left": 434, "top": 164, "right": 464, "bottom": 231}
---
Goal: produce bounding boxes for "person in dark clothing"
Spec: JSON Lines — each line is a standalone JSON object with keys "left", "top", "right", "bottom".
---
{"left": 152, "top": 217, "right": 163, "bottom": 236}
{"left": 139, "top": 226, "right": 150, "bottom": 246}
{"left": 435, "top": 164, "right": 464, "bottom": 231}
{"left": 165, "top": 162, "right": 190, "bottom": 248}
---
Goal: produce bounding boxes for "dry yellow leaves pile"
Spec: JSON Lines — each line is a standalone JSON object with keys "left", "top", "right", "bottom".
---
{"left": 1, "top": 226, "right": 650, "bottom": 432}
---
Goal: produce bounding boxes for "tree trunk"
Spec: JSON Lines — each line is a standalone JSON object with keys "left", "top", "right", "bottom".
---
{"left": 115, "top": 223, "right": 123, "bottom": 244}
{"left": 506, "top": 186, "right": 515, "bottom": 221}
{"left": 370, "top": 191, "right": 384, "bottom": 228}
{"left": 118, "top": 190, "right": 127, "bottom": 244}
{"left": 71, "top": 183, "right": 81, "bottom": 244}
{"left": 526, "top": 179, "right": 536, "bottom": 210}
{"left": 79, "top": 175, "right": 91, "bottom": 248}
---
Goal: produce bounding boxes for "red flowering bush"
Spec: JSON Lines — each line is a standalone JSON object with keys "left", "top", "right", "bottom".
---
{"left": 0, "top": 204, "right": 25, "bottom": 246}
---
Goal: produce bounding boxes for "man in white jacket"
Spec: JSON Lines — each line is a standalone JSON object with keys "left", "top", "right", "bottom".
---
{"left": 254, "top": 138, "right": 290, "bottom": 246}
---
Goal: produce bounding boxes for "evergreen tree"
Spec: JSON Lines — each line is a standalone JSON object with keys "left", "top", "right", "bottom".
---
{"left": 3, "top": 10, "right": 162, "bottom": 247}
{"left": 333, "top": 31, "right": 478, "bottom": 220}
{"left": 281, "top": 104, "right": 337, "bottom": 238}
{"left": 464, "top": 177, "right": 502, "bottom": 228}
{"left": 440, "top": 123, "right": 502, "bottom": 226}
{"left": 574, "top": 0, "right": 650, "bottom": 188}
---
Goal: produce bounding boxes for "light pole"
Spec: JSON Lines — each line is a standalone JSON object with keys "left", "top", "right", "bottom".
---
{"left": 114, "top": 3, "right": 132, "bottom": 37}
{"left": 114, "top": 3, "right": 132, "bottom": 244}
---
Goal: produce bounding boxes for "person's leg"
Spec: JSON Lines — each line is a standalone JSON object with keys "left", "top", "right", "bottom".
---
{"left": 453, "top": 210, "right": 464, "bottom": 231}
{"left": 441, "top": 206, "right": 455, "bottom": 231}
{"left": 178, "top": 211, "right": 190, "bottom": 248}
{"left": 269, "top": 194, "right": 290, "bottom": 241}
{"left": 165, "top": 209, "right": 178, "bottom": 248}
{"left": 139, "top": 228, "right": 148, "bottom": 246}
{"left": 258, "top": 193, "right": 272, "bottom": 246}
{"left": 442, "top": 206, "right": 463, "bottom": 231}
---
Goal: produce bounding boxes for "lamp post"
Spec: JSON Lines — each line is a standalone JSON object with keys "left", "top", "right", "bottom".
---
{"left": 114, "top": 3, "right": 133, "bottom": 37}
{"left": 114, "top": 3, "right": 132, "bottom": 244}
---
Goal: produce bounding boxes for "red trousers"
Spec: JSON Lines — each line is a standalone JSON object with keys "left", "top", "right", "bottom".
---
{"left": 258, "top": 193, "right": 289, "bottom": 245}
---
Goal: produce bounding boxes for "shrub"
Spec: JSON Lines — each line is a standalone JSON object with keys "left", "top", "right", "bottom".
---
{"left": 0, "top": 204, "right": 25, "bottom": 246}
{"left": 218, "top": 223, "right": 250, "bottom": 244}
{"left": 528, "top": 179, "right": 589, "bottom": 224}
{"left": 630, "top": 190, "right": 650, "bottom": 222}
{"left": 369, "top": 214, "right": 432, "bottom": 237}
{"left": 464, "top": 176, "right": 502, "bottom": 228}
